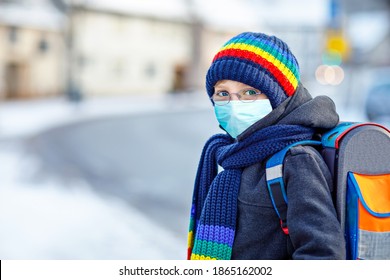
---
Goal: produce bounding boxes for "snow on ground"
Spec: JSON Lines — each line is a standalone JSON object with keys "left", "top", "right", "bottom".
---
{"left": 0, "top": 143, "right": 185, "bottom": 260}
{"left": 0, "top": 93, "right": 210, "bottom": 260}
{"left": 0, "top": 93, "right": 209, "bottom": 139}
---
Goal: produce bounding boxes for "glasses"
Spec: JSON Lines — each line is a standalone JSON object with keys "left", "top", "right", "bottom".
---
{"left": 211, "top": 88, "right": 263, "bottom": 106}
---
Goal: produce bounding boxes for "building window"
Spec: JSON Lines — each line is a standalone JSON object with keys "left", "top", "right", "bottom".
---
{"left": 38, "top": 37, "right": 49, "bottom": 53}
{"left": 9, "top": 26, "right": 18, "bottom": 43}
{"left": 145, "top": 63, "right": 156, "bottom": 79}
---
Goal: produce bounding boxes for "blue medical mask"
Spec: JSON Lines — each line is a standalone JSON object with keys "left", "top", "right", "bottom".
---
{"left": 214, "top": 99, "right": 273, "bottom": 138}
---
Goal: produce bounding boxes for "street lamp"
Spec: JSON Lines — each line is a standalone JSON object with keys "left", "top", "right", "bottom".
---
{"left": 65, "top": 0, "right": 82, "bottom": 102}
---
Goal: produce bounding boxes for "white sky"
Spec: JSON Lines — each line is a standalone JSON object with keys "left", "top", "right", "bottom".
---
{"left": 0, "top": 0, "right": 65, "bottom": 30}
{"left": 76, "top": 0, "right": 331, "bottom": 28}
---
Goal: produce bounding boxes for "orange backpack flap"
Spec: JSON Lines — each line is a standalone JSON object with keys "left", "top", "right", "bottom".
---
{"left": 347, "top": 173, "right": 390, "bottom": 260}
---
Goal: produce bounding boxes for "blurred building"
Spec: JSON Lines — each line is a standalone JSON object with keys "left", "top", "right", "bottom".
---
{"left": 0, "top": 0, "right": 328, "bottom": 100}
{"left": 1, "top": 0, "right": 388, "bottom": 100}
{"left": 0, "top": 0, "right": 333, "bottom": 100}
{"left": 65, "top": 0, "right": 195, "bottom": 98}
{"left": 0, "top": 0, "right": 65, "bottom": 99}
{"left": 57, "top": 0, "right": 342, "bottom": 98}
{"left": 66, "top": 0, "right": 263, "bottom": 98}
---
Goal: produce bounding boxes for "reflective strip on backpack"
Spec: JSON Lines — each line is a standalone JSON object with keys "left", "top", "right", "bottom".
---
{"left": 265, "top": 164, "right": 283, "bottom": 181}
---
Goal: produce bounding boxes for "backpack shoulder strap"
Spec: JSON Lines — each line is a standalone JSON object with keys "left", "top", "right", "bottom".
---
{"left": 265, "top": 140, "right": 321, "bottom": 234}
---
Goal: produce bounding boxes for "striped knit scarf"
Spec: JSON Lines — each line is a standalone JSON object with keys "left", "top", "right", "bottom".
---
{"left": 188, "top": 124, "right": 314, "bottom": 260}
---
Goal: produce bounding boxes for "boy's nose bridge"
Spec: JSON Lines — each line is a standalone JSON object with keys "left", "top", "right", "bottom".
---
{"left": 230, "top": 93, "right": 241, "bottom": 100}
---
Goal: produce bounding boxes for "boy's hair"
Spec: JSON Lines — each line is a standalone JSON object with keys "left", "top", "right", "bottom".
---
{"left": 206, "top": 32, "right": 300, "bottom": 109}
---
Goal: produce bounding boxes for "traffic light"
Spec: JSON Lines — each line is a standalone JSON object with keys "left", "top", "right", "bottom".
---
{"left": 323, "top": 30, "right": 350, "bottom": 66}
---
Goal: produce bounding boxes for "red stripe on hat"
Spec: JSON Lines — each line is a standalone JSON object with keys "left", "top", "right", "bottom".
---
{"left": 213, "top": 49, "right": 295, "bottom": 96}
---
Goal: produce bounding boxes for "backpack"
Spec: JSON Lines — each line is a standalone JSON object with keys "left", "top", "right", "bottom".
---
{"left": 265, "top": 122, "right": 390, "bottom": 260}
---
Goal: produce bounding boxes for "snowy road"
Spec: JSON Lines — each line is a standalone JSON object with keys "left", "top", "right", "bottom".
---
{"left": 0, "top": 94, "right": 220, "bottom": 260}
{"left": 26, "top": 109, "right": 220, "bottom": 244}
{"left": 0, "top": 141, "right": 186, "bottom": 259}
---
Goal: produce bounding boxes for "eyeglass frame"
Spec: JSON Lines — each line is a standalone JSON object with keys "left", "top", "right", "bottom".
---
{"left": 210, "top": 88, "right": 265, "bottom": 106}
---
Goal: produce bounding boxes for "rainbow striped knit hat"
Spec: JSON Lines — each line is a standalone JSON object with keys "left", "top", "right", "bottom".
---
{"left": 206, "top": 32, "right": 300, "bottom": 108}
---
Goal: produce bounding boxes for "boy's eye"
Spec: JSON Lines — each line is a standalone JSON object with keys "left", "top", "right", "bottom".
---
{"left": 243, "top": 89, "right": 259, "bottom": 96}
{"left": 216, "top": 91, "right": 229, "bottom": 97}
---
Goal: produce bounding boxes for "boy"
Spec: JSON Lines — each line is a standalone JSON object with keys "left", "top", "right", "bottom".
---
{"left": 188, "top": 32, "right": 345, "bottom": 260}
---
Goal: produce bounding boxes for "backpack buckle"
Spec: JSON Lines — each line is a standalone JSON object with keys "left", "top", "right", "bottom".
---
{"left": 280, "top": 220, "right": 289, "bottom": 235}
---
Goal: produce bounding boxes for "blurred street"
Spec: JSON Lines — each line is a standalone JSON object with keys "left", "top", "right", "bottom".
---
{"left": 22, "top": 95, "right": 220, "bottom": 241}
{"left": 0, "top": 92, "right": 221, "bottom": 259}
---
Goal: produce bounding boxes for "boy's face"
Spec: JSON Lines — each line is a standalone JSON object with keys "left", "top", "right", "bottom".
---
{"left": 214, "top": 80, "right": 268, "bottom": 102}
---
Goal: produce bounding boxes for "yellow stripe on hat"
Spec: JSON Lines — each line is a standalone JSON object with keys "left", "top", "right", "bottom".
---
{"left": 220, "top": 42, "right": 299, "bottom": 89}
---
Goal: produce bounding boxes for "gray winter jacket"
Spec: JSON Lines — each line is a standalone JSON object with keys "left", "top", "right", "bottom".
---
{"left": 231, "top": 85, "right": 346, "bottom": 259}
